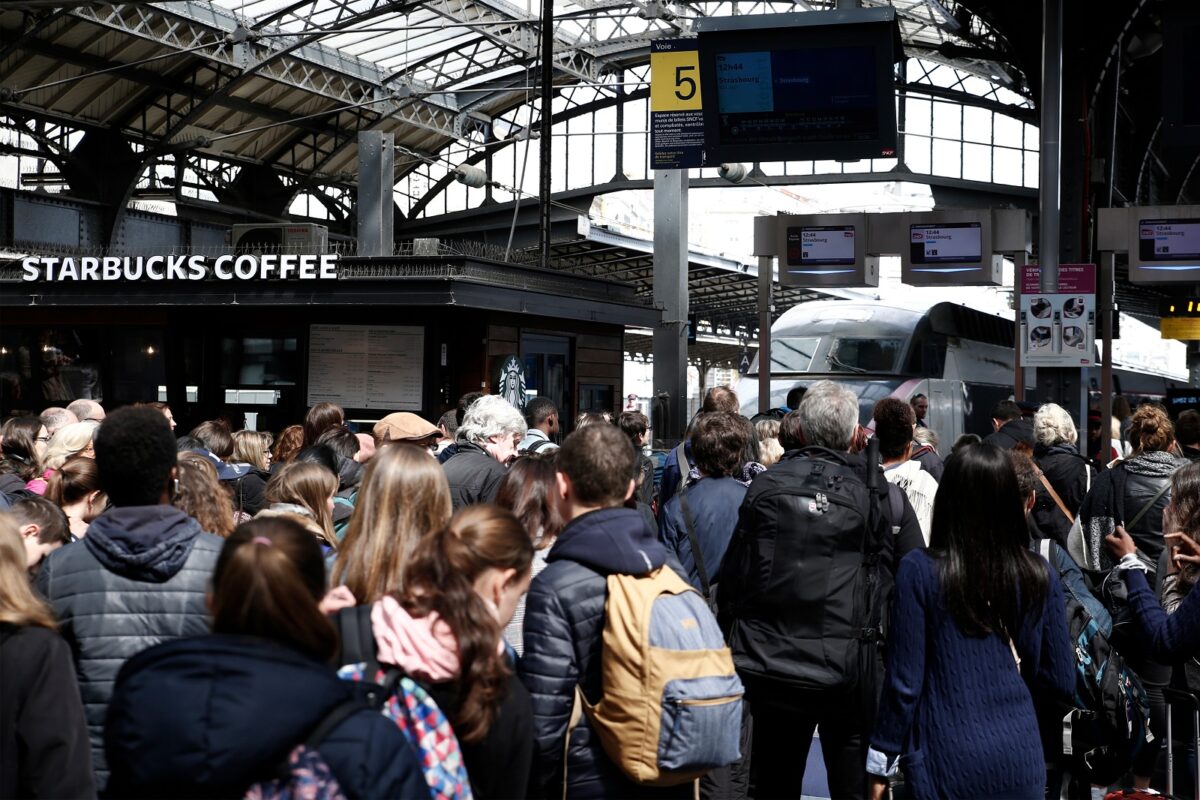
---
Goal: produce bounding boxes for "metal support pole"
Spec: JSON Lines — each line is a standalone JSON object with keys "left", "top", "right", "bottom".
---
{"left": 537, "top": 0, "right": 554, "bottom": 269}
{"left": 356, "top": 130, "right": 394, "bottom": 257}
{"left": 1039, "top": 0, "right": 1063, "bottom": 293}
{"left": 1014, "top": 251, "right": 1025, "bottom": 401}
{"left": 653, "top": 169, "right": 689, "bottom": 441}
{"left": 1100, "top": 252, "right": 1115, "bottom": 463}
{"left": 758, "top": 255, "right": 773, "bottom": 416}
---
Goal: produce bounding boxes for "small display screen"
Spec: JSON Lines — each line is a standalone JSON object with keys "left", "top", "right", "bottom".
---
{"left": 786, "top": 226, "right": 856, "bottom": 266}
{"left": 1138, "top": 219, "right": 1200, "bottom": 261}
{"left": 909, "top": 222, "right": 983, "bottom": 264}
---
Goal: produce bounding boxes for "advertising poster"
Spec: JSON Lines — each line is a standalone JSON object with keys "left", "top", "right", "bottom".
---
{"left": 1019, "top": 264, "right": 1097, "bottom": 367}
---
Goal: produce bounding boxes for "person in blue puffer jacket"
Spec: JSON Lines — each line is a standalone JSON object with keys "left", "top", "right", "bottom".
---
{"left": 104, "top": 516, "right": 428, "bottom": 800}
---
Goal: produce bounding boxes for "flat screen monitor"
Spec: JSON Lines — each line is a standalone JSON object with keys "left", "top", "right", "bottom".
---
{"left": 697, "top": 10, "right": 900, "bottom": 164}
{"left": 1138, "top": 219, "right": 1200, "bottom": 261}
{"left": 909, "top": 222, "right": 983, "bottom": 265}
{"left": 786, "top": 225, "right": 856, "bottom": 266}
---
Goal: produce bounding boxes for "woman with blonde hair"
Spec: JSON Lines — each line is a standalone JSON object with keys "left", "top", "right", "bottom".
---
{"left": 0, "top": 513, "right": 95, "bottom": 797}
{"left": 174, "top": 452, "right": 235, "bottom": 537}
{"left": 257, "top": 461, "right": 338, "bottom": 549}
{"left": 331, "top": 443, "right": 453, "bottom": 603}
{"left": 231, "top": 430, "right": 273, "bottom": 472}
{"left": 41, "top": 421, "right": 98, "bottom": 471}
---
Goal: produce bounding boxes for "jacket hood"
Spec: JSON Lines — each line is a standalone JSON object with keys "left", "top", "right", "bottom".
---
{"left": 85, "top": 505, "right": 206, "bottom": 583}
{"left": 106, "top": 635, "right": 352, "bottom": 795}
{"left": 548, "top": 506, "right": 667, "bottom": 575}
{"left": 1035, "top": 442, "right": 1085, "bottom": 459}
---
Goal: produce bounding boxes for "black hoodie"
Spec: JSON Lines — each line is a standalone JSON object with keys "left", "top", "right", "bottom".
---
{"left": 35, "top": 505, "right": 223, "bottom": 789}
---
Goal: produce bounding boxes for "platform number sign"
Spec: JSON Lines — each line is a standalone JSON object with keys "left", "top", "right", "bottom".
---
{"left": 651, "top": 39, "right": 705, "bottom": 169}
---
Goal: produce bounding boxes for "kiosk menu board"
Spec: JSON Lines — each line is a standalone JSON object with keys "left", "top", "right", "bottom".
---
{"left": 307, "top": 324, "right": 424, "bottom": 409}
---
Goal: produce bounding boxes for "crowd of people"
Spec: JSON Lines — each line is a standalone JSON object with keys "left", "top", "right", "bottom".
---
{"left": 4, "top": 383, "right": 1200, "bottom": 800}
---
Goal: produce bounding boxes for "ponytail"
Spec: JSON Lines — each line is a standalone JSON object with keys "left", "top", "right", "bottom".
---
{"left": 400, "top": 505, "right": 533, "bottom": 743}
{"left": 210, "top": 517, "right": 336, "bottom": 661}
{"left": 45, "top": 455, "right": 104, "bottom": 508}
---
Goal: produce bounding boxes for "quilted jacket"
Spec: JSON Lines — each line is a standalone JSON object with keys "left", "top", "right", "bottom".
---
{"left": 34, "top": 505, "right": 223, "bottom": 790}
{"left": 518, "top": 506, "right": 691, "bottom": 800}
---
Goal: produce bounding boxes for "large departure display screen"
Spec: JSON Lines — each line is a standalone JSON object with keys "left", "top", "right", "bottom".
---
{"left": 713, "top": 48, "right": 879, "bottom": 148}
{"left": 697, "top": 12, "right": 899, "bottom": 164}
{"left": 1138, "top": 219, "right": 1200, "bottom": 261}
{"left": 909, "top": 222, "right": 983, "bottom": 264}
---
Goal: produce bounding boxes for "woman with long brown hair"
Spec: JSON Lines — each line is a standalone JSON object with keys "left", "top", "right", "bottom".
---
{"left": 257, "top": 461, "right": 338, "bottom": 550}
{"left": 331, "top": 443, "right": 452, "bottom": 603}
{"left": 494, "top": 453, "right": 565, "bottom": 654}
{"left": 45, "top": 455, "right": 107, "bottom": 539}
{"left": 103, "top": 517, "right": 426, "bottom": 799}
{"left": 303, "top": 402, "right": 344, "bottom": 448}
{"left": 173, "top": 451, "right": 235, "bottom": 537}
{"left": 0, "top": 513, "right": 95, "bottom": 798}
{"left": 335, "top": 504, "right": 535, "bottom": 799}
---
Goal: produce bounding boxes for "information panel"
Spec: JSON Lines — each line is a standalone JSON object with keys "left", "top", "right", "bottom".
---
{"left": 307, "top": 324, "right": 424, "bottom": 410}
{"left": 909, "top": 222, "right": 982, "bottom": 264}
{"left": 787, "top": 226, "right": 856, "bottom": 266}
{"left": 1138, "top": 218, "right": 1200, "bottom": 261}
{"left": 650, "top": 39, "right": 704, "bottom": 170}
{"left": 1019, "top": 264, "right": 1097, "bottom": 367}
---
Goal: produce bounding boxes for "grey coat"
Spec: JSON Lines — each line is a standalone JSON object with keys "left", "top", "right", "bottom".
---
{"left": 35, "top": 505, "right": 222, "bottom": 790}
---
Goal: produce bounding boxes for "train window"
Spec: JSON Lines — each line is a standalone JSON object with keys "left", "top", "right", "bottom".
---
{"left": 770, "top": 337, "right": 820, "bottom": 373}
{"left": 828, "top": 338, "right": 903, "bottom": 373}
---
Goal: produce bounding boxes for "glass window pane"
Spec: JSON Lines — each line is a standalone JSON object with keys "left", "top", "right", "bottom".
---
{"left": 932, "top": 139, "right": 962, "bottom": 178}
{"left": 993, "top": 147, "right": 1022, "bottom": 186}
{"left": 905, "top": 98, "right": 932, "bottom": 136}
{"left": 963, "top": 143, "right": 992, "bottom": 182}
{"left": 963, "top": 107, "right": 993, "bottom": 144}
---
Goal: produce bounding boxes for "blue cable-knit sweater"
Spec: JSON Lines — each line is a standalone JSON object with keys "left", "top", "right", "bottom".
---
{"left": 1122, "top": 567, "right": 1200, "bottom": 661}
{"left": 871, "top": 549, "right": 1075, "bottom": 799}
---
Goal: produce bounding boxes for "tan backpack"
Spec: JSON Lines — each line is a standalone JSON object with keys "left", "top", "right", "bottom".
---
{"left": 566, "top": 566, "right": 743, "bottom": 787}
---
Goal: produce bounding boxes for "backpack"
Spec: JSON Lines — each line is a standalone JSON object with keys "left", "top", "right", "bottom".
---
{"left": 526, "top": 437, "right": 556, "bottom": 454}
{"left": 674, "top": 442, "right": 695, "bottom": 496}
{"left": 572, "top": 565, "right": 744, "bottom": 787}
{"left": 726, "top": 445, "right": 891, "bottom": 693}
{"left": 1034, "top": 539, "right": 1153, "bottom": 785}
{"left": 244, "top": 687, "right": 385, "bottom": 800}
{"left": 333, "top": 605, "right": 474, "bottom": 800}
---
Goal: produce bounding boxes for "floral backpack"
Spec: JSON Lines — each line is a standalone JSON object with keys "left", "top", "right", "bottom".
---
{"left": 334, "top": 605, "right": 473, "bottom": 800}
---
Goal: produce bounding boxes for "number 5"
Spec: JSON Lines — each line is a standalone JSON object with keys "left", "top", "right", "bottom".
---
{"left": 674, "top": 65, "right": 697, "bottom": 101}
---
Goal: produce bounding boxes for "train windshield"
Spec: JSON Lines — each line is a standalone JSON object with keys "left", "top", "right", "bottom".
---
{"left": 770, "top": 337, "right": 821, "bottom": 373}
{"left": 844, "top": 379, "right": 906, "bottom": 425}
{"left": 827, "top": 338, "right": 904, "bottom": 373}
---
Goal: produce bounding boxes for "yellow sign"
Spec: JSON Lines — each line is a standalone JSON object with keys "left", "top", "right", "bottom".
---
{"left": 1162, "top": 317, "right": 1200, "bottom": 340}
{"left": 651, "top": 48, "right": 703, "bottom": 113}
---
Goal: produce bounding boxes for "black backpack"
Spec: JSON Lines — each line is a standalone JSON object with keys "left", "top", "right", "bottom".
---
{"left": 726, "top": 444, "right": 890, "bottom": 693}
{"left": 1034, "top": 539, "right": 1153, "bottom": 784}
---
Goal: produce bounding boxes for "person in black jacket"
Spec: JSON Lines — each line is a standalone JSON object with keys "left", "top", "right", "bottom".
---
{"left": 1030, "top": 402, "right": 1096, "bottom": 548}
{"left": 983, "top": 399, "right": 1035, "bottom": 450}
{"left": 335, "top": 504, "right": 535, "bottom": 799}
{"left": 520, "top": 424, "right": 693, "bottom": 800}
{"left": 35, "top": 406, "right": 224, "bottom": 791}
{"left": 1178, "top": 410, "right": 1200, "bottom": 463}
{"left": 718, "top": 381, "right": 925, "bottom": 800}
{"left": 658, "top": 411, "right": 749, "bottom": 593}
{"left": 104, "top": 517, "right": 428, "bottom": 799}
{"left": 443, "top": 396, "right": 526, "bottom": 510}
{"left": 0, "top": 514, "right": 94, "bottom": 800}
{"left": 189, "top": 420, "right": 268, "bottom": 516}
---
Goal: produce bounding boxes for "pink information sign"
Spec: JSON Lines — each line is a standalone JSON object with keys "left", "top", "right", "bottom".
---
{"left": 1020, "top": 263, "right": 1096, "bottom": 294}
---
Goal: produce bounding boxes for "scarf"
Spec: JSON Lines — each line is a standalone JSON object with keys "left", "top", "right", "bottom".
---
{"left": 371, "top": 596, "right": 461, "bottom": 683}
{"left": 1081, "top": 451, "right": 1182, "bottom": 571}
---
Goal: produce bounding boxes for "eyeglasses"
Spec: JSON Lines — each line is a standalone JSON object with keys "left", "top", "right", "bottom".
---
{"left": 36, "top": 436, "right": 51, "bottom": 443}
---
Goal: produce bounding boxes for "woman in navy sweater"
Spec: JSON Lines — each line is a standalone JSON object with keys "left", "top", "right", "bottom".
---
{"left": 868, "top": 443, "right": 1075, "bottom": 800}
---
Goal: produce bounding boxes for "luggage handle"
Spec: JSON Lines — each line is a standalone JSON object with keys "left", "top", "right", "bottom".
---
{"left": 1161, "top": 687, "right": 1200, "bottom": 800}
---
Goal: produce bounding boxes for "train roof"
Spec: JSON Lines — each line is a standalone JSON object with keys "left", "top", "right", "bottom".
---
{"left": 774, "top": 301, "right": 1015, "bottom": 348}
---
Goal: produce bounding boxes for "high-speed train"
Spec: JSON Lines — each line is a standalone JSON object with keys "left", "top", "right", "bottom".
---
{"left": 735, "top": 301, "right": 1183, "bottom": 443}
